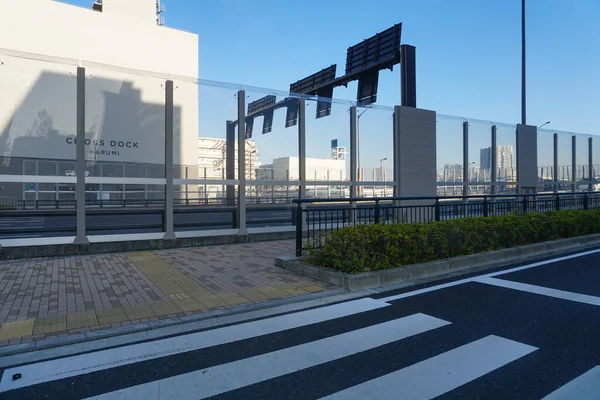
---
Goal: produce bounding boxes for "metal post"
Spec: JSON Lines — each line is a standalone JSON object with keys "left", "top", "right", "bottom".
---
{"left": 74, "top": 67, "right": 88, "bottom": 244}
{"left": 572, "top": 135, "right": 577, "bottom": 192}
{"left": 163, "top": 79, "right": 175, "bottom": 240}
{"left": 350, "top": 106, "right": 358, "bottom": 200}
{"left": 462, "top": 121, "right": 469, "bottom": 200}
{"left": 237, "top": 90, "right": 247, "bottom": 234}
{"left": 553, "top": 133, "right": 558, "bottom": 193}
{"left": 225, "top": 121, "right": 235, "bottom": 206}
{"left": 589, "top": 137, "right": 593, "bottom": 192}
{"left": 521, "top": 0, "right": 527, "bottom": 125}
{"left": 298, "top": 98, "right": 306, "bottom": 199}
{"left": 491, "top": 125, "right": 497, "bottom": 196}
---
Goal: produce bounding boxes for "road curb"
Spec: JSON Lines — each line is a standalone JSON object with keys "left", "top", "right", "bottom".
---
{"left": 275, "top": 234, "right": 600, "bottom": 291}
{"left": 0, "top": 288, "right": 347, "bottom": 359}
{"left": 0, "top": 231, "right": 295, "bottom": 260}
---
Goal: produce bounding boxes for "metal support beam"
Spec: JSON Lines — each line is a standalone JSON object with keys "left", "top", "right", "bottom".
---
{"left": 462, "top": 121, "right": 469, "bottom": 200}
{"left": 400, "top": 44, "right": 417, "bottom": 107}
{"left": 225, "top": 121, "right": 235, "bottom": 206}
{"left": 589, "top": 137, "right": 593, "bottom": 192}
{"left": 393, "top": 106, "right": 401, "bottom": 208}
{"left": 350, "top": 106, "right": 358, "bottom": 199}
{"left": 572, "top": 135, "right": 577, "bottom": 193}
{"left": 298, "top": 98, "right": 307, "bottom": 200}
{"left": 74, "top": 67, "right": 89, "bottom": 244}
{"left": 163, "top": 80, "right": 175, "bottom": 240}
{"left": 237, "top": 90, "right": 247, "bottom": 234}
{"left": 553, "top": 133, "right": 558, "bottom": 193}
{"left": 491, "top": 125, "right": 497, "bottom": 196}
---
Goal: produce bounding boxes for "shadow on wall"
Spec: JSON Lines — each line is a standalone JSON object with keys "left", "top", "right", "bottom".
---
{"left": 0, "top": 70, "right": 182, "bottom": 169}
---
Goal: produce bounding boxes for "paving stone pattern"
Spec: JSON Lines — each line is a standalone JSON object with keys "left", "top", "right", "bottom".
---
{"left": 0, "top": 240, "right": 329, "bottom": 347}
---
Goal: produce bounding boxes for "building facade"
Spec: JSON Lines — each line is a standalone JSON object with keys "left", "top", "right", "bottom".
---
{"left": 0, "top": 0, "right": 199, "bottom": 205}
{"left": 480, "top": 145, "right": 515, "bottom": 179}
{"left": 197, "top": 137, "right": 260, "bottom": 199}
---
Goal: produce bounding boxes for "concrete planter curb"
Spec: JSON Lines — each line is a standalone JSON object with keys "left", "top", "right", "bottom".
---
{"left": 275, "top": 234, "right": 600, "bottom": 291}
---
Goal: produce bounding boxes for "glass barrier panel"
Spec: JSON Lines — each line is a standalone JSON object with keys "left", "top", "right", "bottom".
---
{"left": 243, "top": 87, "right": 300, "bottom": 205}
{"left": 304, "top": 96, "right": 351, "bottom": 199}
{"left": 356, "top": 105, "right": 393, "bottom": 198}
{"left": 593, "top": 136, "right": 600, "bottom": 189}
{"left": 557, "top": 132, "right": 572, "bottom": 189}
{"left": 495, "top": 123, "right": 517, "bottom": 194}
{"left": 437, "top": 115, "right": 464, "bottom": 196}
{"left": 467, "top": 120, "right": 492, "bottom": 195}
{"left": 576, "top": 133, "right": 591, "bottom": 190}
{"left": 537, "top": 128, "right": 555, "bottom": 192}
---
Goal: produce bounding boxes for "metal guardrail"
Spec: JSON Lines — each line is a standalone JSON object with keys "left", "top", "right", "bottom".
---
{"left": 293, "top": 192, "right": 600, "bottom": 256}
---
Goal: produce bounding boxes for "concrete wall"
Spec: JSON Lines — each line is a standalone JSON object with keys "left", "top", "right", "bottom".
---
{"left": 0, "top": 0, "right": 199, "bottom": 168}
{"left": 397, "top": 106, "right": 437, "bottom": 198}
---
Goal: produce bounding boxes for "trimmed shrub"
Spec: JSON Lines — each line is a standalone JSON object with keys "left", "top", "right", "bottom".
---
{"left": 307, "top": 209, "right": 600, "bottom": 274}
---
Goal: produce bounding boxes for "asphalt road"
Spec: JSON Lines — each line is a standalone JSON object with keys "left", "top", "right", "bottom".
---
{"left": 2, "top": 248, "right": 600, "bottom": 398}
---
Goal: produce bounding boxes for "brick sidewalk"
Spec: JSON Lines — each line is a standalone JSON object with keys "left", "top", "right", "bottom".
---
{"left": 0, "top": 240, "right": 331, "bottom": 347}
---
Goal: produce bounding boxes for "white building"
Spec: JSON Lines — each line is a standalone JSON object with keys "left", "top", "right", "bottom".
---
{"left": 480, "top": 145, "right": 515, "bottom": 179}
{"left": 258, "top": 157, "right": 346, "bottom": 181}
{"left": 197, "top": 137, "right": 260, "bottom": 199}
{"left": 0, "top": 0, "right": 199, "bottom": 203}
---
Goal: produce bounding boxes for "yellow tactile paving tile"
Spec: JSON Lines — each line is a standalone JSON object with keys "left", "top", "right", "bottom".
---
{"left": 123, "top": 304, "right": 157, "bottom": 320}
{"left": 149, "top": 301, "right": 181, "bottom": 316}
{"left": 33, "top": 316, "right": 68, "bottom": 335}
{"left": 0, "top": 319, "right": 35, "bottom": 340}
{"left": 96, "top": 307, "right": 129, "bottom": 326}
{"left": 67, "top": 311, "right": 99, "bottom": 330}
{"left": 126, "top": 252, "right": 212, "bottom": 299}
{"left": 171, "top": 298, "right": 205, "bottom": 313}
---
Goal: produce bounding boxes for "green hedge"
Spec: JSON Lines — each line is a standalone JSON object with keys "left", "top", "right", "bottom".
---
{"left": 307, "top": 209, "right": 600, "bottom": 274}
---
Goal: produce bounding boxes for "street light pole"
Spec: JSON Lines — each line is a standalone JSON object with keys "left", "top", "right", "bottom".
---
{"left": 521, "top": 0, "right": 527, "bottom": 125}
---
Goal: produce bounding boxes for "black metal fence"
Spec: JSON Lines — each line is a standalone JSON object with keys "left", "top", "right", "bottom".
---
{"left": 293, "top": 192, "right": 600, "bottom": 256}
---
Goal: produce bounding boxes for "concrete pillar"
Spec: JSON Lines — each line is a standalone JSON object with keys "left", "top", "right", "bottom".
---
{"left": 516, "top": 124, "right": 538, "bottom": 194}
{"left": 395, "top": 106, "right": 436, "bottom": 221}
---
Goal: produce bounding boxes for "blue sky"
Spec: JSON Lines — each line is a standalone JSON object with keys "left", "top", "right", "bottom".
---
{"left": 61, "top": 0, "right": 599, "bottom": 170}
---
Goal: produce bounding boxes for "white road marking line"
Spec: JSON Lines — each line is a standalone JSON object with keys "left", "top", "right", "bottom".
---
{"left": 0, "top": 297, "right": 389, "bottom": 393}
{"left": 319, "top": 335, "right": 537, "bottom": 400}
{"left": 474, "top": 277, "right": 600, "bottom": 307}
{"left": 379, "top": 248, "right": 600, "bottom": 303}
{"left": 84, "top": 313, "right": 451, "bottom": 400}
{"left": 542, "top": 366, "right": 600, "bottom": 399}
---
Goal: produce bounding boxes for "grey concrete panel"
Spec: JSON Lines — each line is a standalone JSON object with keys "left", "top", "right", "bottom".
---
{"left": 516, "top": 124, "right": 538, "bottom": 190}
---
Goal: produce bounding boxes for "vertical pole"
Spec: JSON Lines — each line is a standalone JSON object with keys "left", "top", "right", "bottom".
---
{"left": 237, "top": 90, "right": 247, "bottom": 234}
{"left": 589, "top": 137, "right": 593, "bottom": 192}
{"left": 521, "top": 0, "right": 527, "bottom": 125}
{"left": 491, "top": 126, "right": 497, "bottom": 196}
{"left": 553, "top": 133, "right": 558, "bottom": 193}
{"left": 298, "top": 98, "right": 307, "bottom": 199}
{"left": 163, "top": 79, "right": 175, "bottom": 240}
{"left": 225, "top": 121, "right": 235, "bottom": 206}
{"left": 462, "top": 121, "right": 469, "bottom": 200}
{"left": 393, "top": 106, "right": 401, "bottom": 200}
{"left": 350, "top": 106, "right": 358, "bottom": 199}
{"left": 349, "top": 106, "right": 357, "bottom": 224}
{"left": 74, "top": 67, "right": 88, "bottom": 244}
{"left": 572, "top": 135, "right": 577, "bottom": 192}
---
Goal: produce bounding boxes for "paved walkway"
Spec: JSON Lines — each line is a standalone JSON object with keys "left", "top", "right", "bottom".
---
{"left": 0, "top": 240, "right": 331, "bottom": 348}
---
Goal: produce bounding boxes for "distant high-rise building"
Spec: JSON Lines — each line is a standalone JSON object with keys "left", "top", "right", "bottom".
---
{"left": 480, "top": 146, "right": 515, "bottom": 177}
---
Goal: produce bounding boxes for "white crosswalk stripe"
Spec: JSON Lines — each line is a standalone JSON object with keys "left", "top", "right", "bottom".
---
{"left": 83, "top": 313, "right": 450, "bottom": 400}
{"left": 542, "top": 366, "right": 600, "bottom": 400}
{"left": 0, "top": 297, "right": 389, "bottom": 393}
{"left": 319, "top": 335, "right": 538, "bottom": 400}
